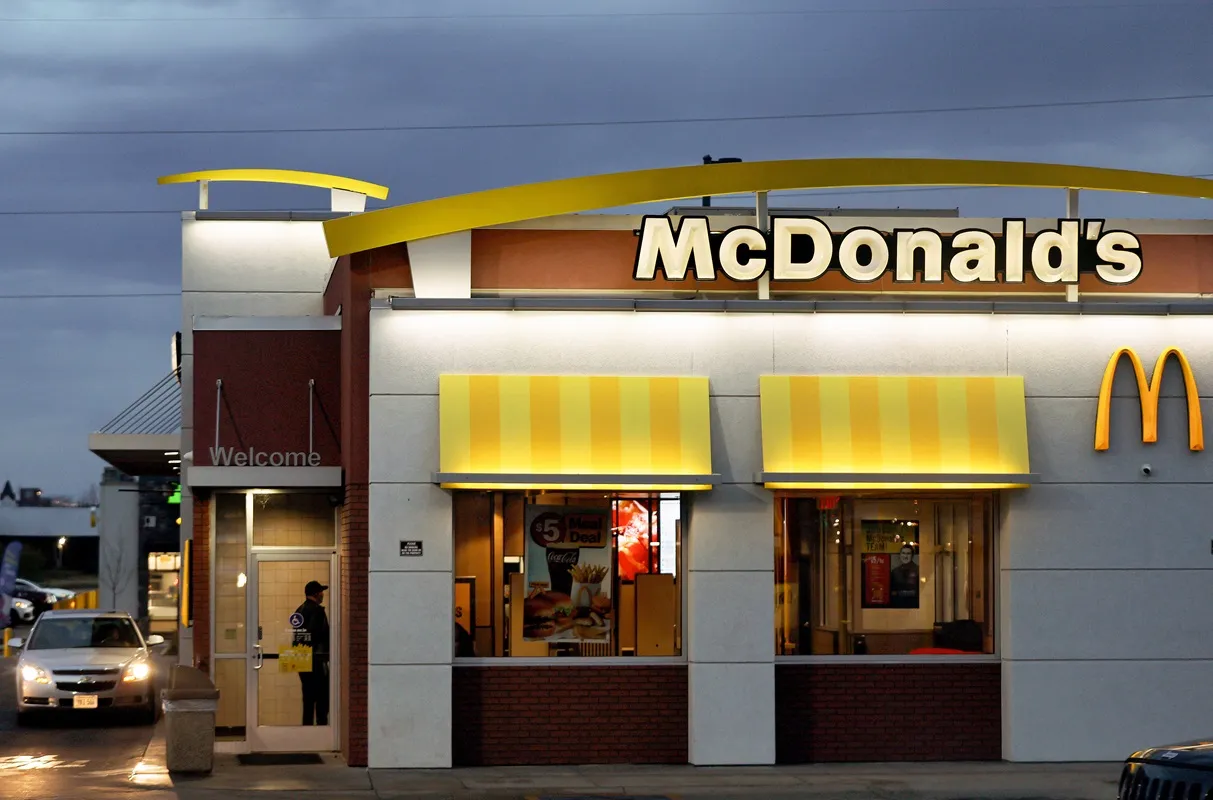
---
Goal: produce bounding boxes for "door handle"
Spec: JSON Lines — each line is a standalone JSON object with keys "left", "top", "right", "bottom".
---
{"left": 253, "top": 643, "right": 263, "bottom": 670}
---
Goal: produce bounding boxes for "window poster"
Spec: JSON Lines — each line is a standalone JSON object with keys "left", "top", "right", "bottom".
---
{"left": 860, "top": 519, "right": 920, "bottom": 609}
{"left": 522, "top": 505, "right": 613, "bottom": 644}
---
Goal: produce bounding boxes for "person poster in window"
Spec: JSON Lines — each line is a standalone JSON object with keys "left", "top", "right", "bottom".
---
{"left": 522, "top": 505, "right": 613, "bottom": 643}
{"left": 614, "top": 499, "right": 652, "bottom": 582}
{"left": 860, "top": 520, "right": 920, "bottom": 609}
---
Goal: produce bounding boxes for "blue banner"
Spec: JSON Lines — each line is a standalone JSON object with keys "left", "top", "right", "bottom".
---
{"left": 0, "top": 541, "right": 21, "bottom": 629}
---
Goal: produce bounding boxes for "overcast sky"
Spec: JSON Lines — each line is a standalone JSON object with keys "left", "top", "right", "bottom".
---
{"left": 1, "top": 0, "right": 1211, "bottom": 496}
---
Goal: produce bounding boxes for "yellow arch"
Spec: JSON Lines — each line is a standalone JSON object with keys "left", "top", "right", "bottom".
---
{"left": 158, "top": 168, "right": 389, "bottom": 200}
{"left": 321, "top": 157, "right": 1213, "bottom": 257}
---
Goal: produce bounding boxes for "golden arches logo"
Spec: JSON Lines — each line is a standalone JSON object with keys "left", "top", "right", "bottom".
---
{"left": 1094, "top": 347, "right": 1203, "bottom": 452}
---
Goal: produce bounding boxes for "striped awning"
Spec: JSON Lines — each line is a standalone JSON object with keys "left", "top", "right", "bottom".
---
{"left": 758, "top": 375, "right": 1035, "bottom": 489}
{"left": 437, "top": 375, "right": 717, "bottom": 490}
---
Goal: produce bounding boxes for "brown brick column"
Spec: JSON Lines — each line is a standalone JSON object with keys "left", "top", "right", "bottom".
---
{"left": 340, "top": 484, "right": 369, "bottom": 766}
{"left": 191, "top": 493, "right": 211, "bottom": 673}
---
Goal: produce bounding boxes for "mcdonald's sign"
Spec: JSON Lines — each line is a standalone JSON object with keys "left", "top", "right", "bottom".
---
{"left": 1095, "top": 347, "right": 1204, "bottom": 452}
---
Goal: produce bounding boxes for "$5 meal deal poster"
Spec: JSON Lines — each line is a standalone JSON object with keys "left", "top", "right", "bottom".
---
{"left": 523, "top": 505, "right": 614, "bottom": 644}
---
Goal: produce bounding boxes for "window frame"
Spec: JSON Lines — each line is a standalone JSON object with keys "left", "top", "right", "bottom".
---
{"left": 774, "top": 490, "right": 1001, "bottom": 665}
{"left": 453, "top": 490, "right": 690, "bottom": 666}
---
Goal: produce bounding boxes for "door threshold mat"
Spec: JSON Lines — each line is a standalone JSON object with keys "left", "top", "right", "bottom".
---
{"left": 236, "top": 753, "right": 324, "bottom": 766}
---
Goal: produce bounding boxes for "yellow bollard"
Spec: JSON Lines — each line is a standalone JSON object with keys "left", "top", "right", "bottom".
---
{"left": 3, "top": 627, "right": 10, "bottom": 658}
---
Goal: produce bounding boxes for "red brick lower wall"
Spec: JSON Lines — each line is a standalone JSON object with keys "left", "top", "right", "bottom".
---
{"left": 191, "top": 495, "right": 210, "bottom": 673}
{"left": 775, "top": 663, "right": 1001, "bottom": 763}
{"left": 453, "top": 666, "right": 688, "bottom": 766}
{"left": 340, "top": 484, "right": 369, "bottom": 767}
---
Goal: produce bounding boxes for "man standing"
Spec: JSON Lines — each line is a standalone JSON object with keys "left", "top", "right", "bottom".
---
{"left": 294, "top": 580, "right": 330, "bottom": 726}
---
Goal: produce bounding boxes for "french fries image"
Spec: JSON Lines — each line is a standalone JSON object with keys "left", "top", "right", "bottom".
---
{"left": 569, "top": 563, "right": 608, "bottom": 584}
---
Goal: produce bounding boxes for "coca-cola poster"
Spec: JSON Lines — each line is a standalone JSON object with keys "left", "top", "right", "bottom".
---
{"left": 522, "top": 505, "right": 613, "bottom": 644}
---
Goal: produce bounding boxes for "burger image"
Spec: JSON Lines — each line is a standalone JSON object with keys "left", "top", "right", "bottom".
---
{"left": 522, "top": 591, "right": 570, "bottom": 639}
{"left": 590, "top": 592, "right": 611, "bottom": 617}
{"left": 574, "top": 611, "right": 609, "bottom": 639}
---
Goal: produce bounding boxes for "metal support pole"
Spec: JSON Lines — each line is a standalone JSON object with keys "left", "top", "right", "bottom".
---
{"left": 199, "top": 180, "right": 209, "bottom": 211}
{"left": 1065, "top": 188, "right": 1080, "bottom": 303}
{"left": 308, "top": 379, "right": 315, "bottom": 454}
{"left": 756, "top": 190, "right": 770, "bottom": 300}
{"left": 214, "top": 379, "right": 222, "bottom": 454}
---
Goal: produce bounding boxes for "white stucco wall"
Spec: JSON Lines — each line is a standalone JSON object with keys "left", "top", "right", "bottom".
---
{"left": 367, "top": 307, "right": 1213, "bottom": 765}
{"left": 98, "top": 476, "right": 140, "bottom": 616}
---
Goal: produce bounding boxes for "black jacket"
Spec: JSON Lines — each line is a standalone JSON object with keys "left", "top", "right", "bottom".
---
{"left": 294, "top": 598, "right": 330, "bottom": 658}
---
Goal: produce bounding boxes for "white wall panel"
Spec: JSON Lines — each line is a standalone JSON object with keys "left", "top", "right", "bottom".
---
{"left": 709, "top": 397, "right": 763, "bottom": 485}
{"left": 686, "top": 484, "right": 773, "bottom": 573}
{"left": 1007, "top": 315, "right": 1213, "bottom": 398}
{"left": 1003, "top": 483, "right": 1213, "bottom": 571}
{"left": 368, "top": 572, "right": 454, "bottom": 665}
{"left": 368, "top": 665, "right": 452, "bottom": 768}
{"left": 687, "top": 570, "right": 774, "bottom": 663}
{"left": 369, "top": 483, "right": 453, "bottom": 573}
{"left": 368, "top": 395, "right": 440, "bottom": 484}
{"left": 1025, "top": 397, "right": 1213, "bottom": 484}
{"left": 369, "top": 310, "right": 695, "bottom": 396}
{"left": 688, "top": 662, "right": 775, "bottom": 765}
{"left": 771, "top": 313, "right": 1009, "bottom": 376}
{"left": 1004, "top": 660, "right": 1213, "bottom": 761}
{"left": 182, "top": 219, "right": 335, "bottom": 294}
{"left": 688, "top": 313, "right": 772, "bottom": 397}
{"left": 1005, "top": 569, "right": 1213, "bottom": 660}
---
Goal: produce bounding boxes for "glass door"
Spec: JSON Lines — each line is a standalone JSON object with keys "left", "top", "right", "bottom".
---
{"left": 246, "top": 553, "right": 338, "bottom": 752}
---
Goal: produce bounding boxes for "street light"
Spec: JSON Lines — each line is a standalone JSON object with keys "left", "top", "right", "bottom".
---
{"left": 56, "top": 537, "right": 66, "bottom": 569}
{"left": 701, "top": 155, "right": 742, "bottom": 207}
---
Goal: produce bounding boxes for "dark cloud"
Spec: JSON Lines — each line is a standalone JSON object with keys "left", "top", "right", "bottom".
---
{"left": 0, "top": 0, "right": 1211, "bottom": 492}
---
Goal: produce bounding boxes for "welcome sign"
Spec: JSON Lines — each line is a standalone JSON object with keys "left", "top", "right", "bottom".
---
{"left": 633, "top": 216, "right": 1143, "bottom": 285}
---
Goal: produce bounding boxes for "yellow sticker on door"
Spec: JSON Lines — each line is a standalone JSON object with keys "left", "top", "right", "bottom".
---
{"left": 279, "top": 645, "right": 313, "bottom": 673}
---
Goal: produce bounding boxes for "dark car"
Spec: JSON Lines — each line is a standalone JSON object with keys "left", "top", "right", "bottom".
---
{"left": 1119, "top": 740, "right": 1213, "bottom": 799}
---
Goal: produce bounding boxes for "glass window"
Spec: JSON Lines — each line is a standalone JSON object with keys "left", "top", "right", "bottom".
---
{"left": 251, "top": 493, "right": 336, "bottom": 548}
{"left": 775, "top": 493, "right": 996, "bottom": 656}
{"left": 453, "top": 491, "right": 683, "bottom": 658}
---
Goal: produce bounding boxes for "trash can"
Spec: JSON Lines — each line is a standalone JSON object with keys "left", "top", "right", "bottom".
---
{"left": 160, "top": 665, "right": 220, "bottom": 774}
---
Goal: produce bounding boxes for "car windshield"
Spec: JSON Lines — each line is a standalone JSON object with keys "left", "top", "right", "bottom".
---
{"left": 27, "top": 617, "right": 142, "bottom": 650}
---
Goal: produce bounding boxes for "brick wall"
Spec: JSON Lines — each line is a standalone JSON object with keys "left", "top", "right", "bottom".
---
{"left": 453, "top": 666, "right": 688, "bottom": 766}
{"left": 340, "top": 484, "right": 369, "bottom": 766}
{"left": 775, "top": 663, "right": 1001, "bottom": 763}
{"left": 191, "top": 494, "right": 210, "bottom": 672}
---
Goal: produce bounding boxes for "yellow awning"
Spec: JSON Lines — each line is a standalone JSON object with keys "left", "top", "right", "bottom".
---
{"left": 437, "top": 375, "right": 716, "bottom": 490}
{"left": 759, "top": 375, "right": 1034, "bottom": 490}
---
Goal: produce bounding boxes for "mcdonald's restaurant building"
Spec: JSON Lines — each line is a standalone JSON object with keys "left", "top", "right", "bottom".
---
{"left": 166, "top": 160, "right": 1213, "bottom": 769}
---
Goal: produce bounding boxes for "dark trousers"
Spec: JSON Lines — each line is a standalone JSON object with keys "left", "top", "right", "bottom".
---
{"left": 299, "top": 660, "right": 329, "bottom": 726}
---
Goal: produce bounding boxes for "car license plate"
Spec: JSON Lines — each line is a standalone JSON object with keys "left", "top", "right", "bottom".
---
{"left": 73, "top": 695, "right": 98, "bottom": 709}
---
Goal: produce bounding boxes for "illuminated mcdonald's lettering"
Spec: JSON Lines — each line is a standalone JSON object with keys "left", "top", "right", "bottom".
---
{"left": 1094, "top": 347, "right": 1203, "bottom": 452}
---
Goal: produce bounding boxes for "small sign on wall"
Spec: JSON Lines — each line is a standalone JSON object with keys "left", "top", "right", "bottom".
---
{"left": 399, "top": 540, "right": 423, "bottom": 557}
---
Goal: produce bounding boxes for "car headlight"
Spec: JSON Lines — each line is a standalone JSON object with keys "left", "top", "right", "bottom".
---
{"left": 43, "top": 594, "right": 55, "bottom": 605}
{"left": 123, "top": 662, "right": 151, "bottom": 682}
{"left": 13, "top": 598, "right": 32, "bottom": 610}
{"left": 20, "top": 664, "right": 50, "bottom": 684}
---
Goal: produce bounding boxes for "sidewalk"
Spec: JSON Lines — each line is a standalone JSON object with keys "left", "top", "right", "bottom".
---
{"left": 134, "top": 723, "right": 1124, "bottom": 800}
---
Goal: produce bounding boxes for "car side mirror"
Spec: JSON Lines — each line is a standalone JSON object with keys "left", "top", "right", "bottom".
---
{"left": 8, "top": 637, "right": 24, "bottom": 649}
{"left": 146, "top": 635, "right": 165, "bottom": 646}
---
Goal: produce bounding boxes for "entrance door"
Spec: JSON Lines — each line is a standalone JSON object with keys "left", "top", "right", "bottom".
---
{"left": 246, "top": 553, "right": 338, "bottom": 752}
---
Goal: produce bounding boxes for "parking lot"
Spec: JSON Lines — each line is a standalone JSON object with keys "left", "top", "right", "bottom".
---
{"left": 0, "top": 641, "right": 166, "bottom": 799}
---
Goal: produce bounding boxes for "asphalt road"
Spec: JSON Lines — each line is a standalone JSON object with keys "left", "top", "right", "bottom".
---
{"left": 0, "top": 639, "right": 169, "bottom": 800}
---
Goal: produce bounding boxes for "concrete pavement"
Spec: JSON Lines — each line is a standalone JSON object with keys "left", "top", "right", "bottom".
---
{"left": 149, "top": 751, "right": 1123, "bottom": 800}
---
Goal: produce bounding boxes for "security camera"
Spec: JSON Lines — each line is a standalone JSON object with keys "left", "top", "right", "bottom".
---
{"left": 1141, "top": 464, "right": 1153, "bottom": 476}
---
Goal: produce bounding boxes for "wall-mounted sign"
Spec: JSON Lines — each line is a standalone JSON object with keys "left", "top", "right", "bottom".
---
{"left": 207, "top": 446, "right": 322, "bottom": 467}
{"left": 1095, "top": 347, "right": 1203, "bottom": 452}
{"left": 399, "top": 540, "right": 423, "bottom": 557}
{"left": 633, "top": 216, "right": 1142, "bottom": 285}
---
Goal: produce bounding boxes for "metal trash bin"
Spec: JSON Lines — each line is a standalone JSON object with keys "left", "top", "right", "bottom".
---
{"left": 160, "top": 665, "right": 220, "bottom": 774}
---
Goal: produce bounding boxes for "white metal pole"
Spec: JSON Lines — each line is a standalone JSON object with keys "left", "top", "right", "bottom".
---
{"left": 756, "top": 191, "right": 770, "bottom": 300}
{"left": 1065, "top": 189, "right": 1080, "bottom": 302}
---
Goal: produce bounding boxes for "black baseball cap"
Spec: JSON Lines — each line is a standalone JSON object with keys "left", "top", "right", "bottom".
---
{"left": 305, "top": 580, "right": 328, "bottom": 596}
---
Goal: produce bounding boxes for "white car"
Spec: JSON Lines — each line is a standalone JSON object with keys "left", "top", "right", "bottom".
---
{"left": 9, "top": 597, "right": 34, "bottom": 625}
{"left": 10, "top": 610, "right": 164, "bottom": 725}
{"left": 14, "top": 578, "right": 74, "bottom": 602}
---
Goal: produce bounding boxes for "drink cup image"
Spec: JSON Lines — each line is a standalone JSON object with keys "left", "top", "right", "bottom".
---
{"left": 545, "top": 548, "right": 579, "bottom": 596}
